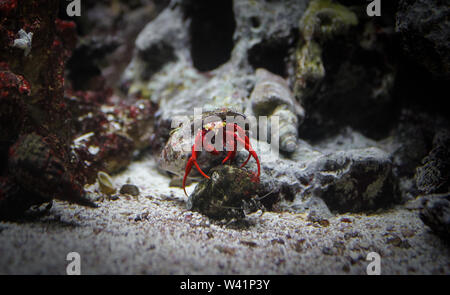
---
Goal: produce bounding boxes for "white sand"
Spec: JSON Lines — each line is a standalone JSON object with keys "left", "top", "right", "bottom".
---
{"left": 0, "top": 157, "right": 449, "bottom": 274}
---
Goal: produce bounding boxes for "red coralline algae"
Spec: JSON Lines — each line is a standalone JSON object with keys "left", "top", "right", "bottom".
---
{"left": 0, "top": 1, "right": 159, "bottom": 219}
{"left": 68, "top": 90, "right": 158, "bottom": 184}
{"left": 0, "top": 0, "right": 93, "bottom": 219}
{"left": 0, "top": 70, "right": 31, "bottom": 96}
{"left": 0, "top": 0, "right": 17, "bottom": 15}
{"left": 0, "top": 61, "right": 9, "bottom": 70}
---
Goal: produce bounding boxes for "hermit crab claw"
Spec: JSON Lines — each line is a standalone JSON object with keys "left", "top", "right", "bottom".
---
{"left": 182, "top": 122, "right": 260, "bottom": 196}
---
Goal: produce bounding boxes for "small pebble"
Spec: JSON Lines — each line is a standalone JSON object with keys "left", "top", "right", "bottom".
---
{"left": 120, "top": 184, "right": 140, "bottom": 196}
{"left": 240, "top": 240, "right": 258, "bottom": 247}
{"left": 401, "top": 229, "right": 415, "bottom": 238}
{"left": 322, "top": 247, "right": 333, "bottom": 255}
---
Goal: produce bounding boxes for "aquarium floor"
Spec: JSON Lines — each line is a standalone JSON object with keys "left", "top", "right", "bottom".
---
{"left": 0, "top": 157, "right": 449, "bottom": 274}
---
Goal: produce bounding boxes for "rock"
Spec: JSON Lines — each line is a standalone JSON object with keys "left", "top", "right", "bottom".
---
{"left": 122, "top": 3, "right": 185, "bottom": 91}
{"left": 0, "top": 176, "right": 49, "bottom": 220}
{"left": 311, "top": 147, "right": 397, "bottom": 213}
{"left": 121, "top": 0, "right": 308, "bottom": 126}
{"left": 385, "top": 110, "right": 448, "bottom": 201}
{"left": 233, "top": 0, "right": 307, "bottom": 76}
{"left": 294, "top": 0, "right": 396, "bottom": 140}
{"left": 299, "top": 0, "right": 358, "bottom": 42}
{"left": 0, "top": 69, "right": 28, "bottom": 143}
{"left": 187, "top": 165, "right": 260, "bottom": 220}
{"left": 66, "top": 36, "right": 121, "bottom": 90}
{"left": 386, "top": 235, "right": 411, "bottom": 249}
{"left": 390, "top": 110, "right": 435, "bottom": 179}
{"left": 415, "top": 130, "right": 450, "bottom": 194}
{"left": 8, "top": 133, "right": 95, "bottom": 207}
{"left": 69, "top": 97, "right": 158, "bottom": 184}
{"left": 419, "top": 193, "right": 450, "bottom": 240}
{"left": 64, "top": 0, "right": 166, "bottom": 89}
{"left": 249, "top": 140, "right": 398, "bottom": 214}
{"left": 396, "top": 0, "right": 450, "bottom": 78}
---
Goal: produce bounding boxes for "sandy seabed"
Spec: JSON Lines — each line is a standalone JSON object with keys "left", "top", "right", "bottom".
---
{"left": 0, "top": 157, "right": 449, "bottom": 275}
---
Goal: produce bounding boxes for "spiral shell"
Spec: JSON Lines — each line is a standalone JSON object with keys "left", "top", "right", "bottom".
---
{"left": 249, "top": 68, "right": 305, "bottom": 153}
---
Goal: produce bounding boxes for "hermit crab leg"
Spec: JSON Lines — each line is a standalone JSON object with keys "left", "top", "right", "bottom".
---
{"left": 182, "top": 156, "right": 195, "bottom": 196}
{"left": 222, "top": 141, "right": 237, "bottom": 164}
{"left": 182, "top": 129, "right": 210, "bottom": 196}
{"left": 240, "top": 150, "right": 252, "bottom": 168}
{"left": 232, "top": 124, "right": 248, "bottom": 142}
{"left": 232, "top": 124, "right": 254, "bottom": 167}
{"left": 225, "top": 130, "right": 260, "bottom": 178}
{"left": 204, "top": 143, "right": 220, "bottom": 156}
{"left": 223, "top": 123, "right": 253, "bottom": 165}
{"left": 191, "top": 130, "right": 210, "bottom": 179}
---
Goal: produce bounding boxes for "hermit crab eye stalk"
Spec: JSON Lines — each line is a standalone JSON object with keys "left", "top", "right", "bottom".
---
{"left": 182, "top": 121, "right": 260, "bottom": 196}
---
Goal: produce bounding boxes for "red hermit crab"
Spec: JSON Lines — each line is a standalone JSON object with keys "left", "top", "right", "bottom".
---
{"left": 182, "top": 118, "right": 261, "bottom": 196}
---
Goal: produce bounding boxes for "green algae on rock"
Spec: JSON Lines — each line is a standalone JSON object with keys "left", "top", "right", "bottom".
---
{"left": 293, "top": 40, "right": 325, "bottom": 104}
{"left": 295, "top": 0, "right": 358, "bottom": 101}
{"left": 293, "top": 0, "right": 396, "bottom": 140}
{"left": 299, "top": 0, "right": 358, "bottom": 42}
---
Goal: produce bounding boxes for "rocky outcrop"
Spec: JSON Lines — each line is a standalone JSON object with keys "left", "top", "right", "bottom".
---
{"left": 396, "top": 0, "right": 450, "bottom": 79}
{"left": 420, "top": 193, "right": 450, "bottom": 241}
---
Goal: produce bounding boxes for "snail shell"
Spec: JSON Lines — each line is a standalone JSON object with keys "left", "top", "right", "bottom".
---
{"left": 250, "top": 68, "right": 305, "bottom": 153}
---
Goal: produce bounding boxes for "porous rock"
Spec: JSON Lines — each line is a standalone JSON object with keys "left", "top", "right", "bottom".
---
{"left": 415, "top": 129, "right": 450, "bottom": 194}
{"left": 420, "top": 193, "right": 450, "bottom": 240}
{"left": 396, "top": 0, "right": 450, "bottom": 78}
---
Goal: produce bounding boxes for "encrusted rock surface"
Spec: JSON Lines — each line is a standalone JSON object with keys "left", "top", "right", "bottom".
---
{"left": 415, "top": 130, "right": 450, "bottom": 195}
{"left": 420, "top": 193, "right": 450, "bottom": 241}
{"left": 396, "top": 0, "right": 450, "bottom": 78}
